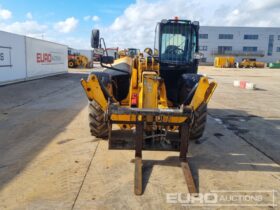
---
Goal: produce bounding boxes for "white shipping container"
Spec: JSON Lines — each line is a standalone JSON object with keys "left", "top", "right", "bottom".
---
{"left": 0, "top": 31, "right": 26, "bottom": 85}
{"left": 26, "top": 37, "right": 68, "bottom": 78}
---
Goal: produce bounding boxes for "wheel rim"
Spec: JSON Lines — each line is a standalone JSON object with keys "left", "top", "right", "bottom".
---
{"left": 69, "top": 61, "right": 74, "bottom": 68}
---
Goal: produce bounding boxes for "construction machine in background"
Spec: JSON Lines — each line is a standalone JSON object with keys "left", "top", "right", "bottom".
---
{"left": 214, "top": 56, "right": 235, "bottom": 68}
{"left": 68, "top": 49, "right": 91, "bottom": 68}
{"left": 239, "top": 58, "right": 265, "bottom": 68}
{"left": 81, "top": 18, "right": 217, "bottom": 195}
{"left": 117, "top": 48, "right": 140, "bottom": 58}
{"left": 105, "top": 48, "right": 119, "bottom": 59}
{"left": 127, "top": 48, "right": 140, "bottom": 57}
{"left": 94, "top": 48, "right": 119, "bottom": 61}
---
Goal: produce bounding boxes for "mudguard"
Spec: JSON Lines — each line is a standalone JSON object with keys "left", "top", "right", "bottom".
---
{"left": 178, "top": 73, "right": 204, "bottom": 105}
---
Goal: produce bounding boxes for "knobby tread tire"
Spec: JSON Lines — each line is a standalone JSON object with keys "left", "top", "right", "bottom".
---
{"left": 190, "top": 103, "right": 207, "bottom": 140}
{"left": 88, "top": 100, "right": 108, "bottom": 138}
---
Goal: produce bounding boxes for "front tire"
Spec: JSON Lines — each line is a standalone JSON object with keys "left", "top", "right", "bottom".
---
{"left": 190, "top": 103, "right": 207, "bottom": 140}
{"left": 88, "top": 100, "right": 108, "bottom": 138}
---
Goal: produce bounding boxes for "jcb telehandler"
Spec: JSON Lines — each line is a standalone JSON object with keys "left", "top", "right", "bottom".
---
{"left": 81, "top": 18, "right": 217, "bottom": 195}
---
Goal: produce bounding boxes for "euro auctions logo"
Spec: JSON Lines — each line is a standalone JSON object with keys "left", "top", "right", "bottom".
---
{"left": 36, "top": 52, "right": 63, "bottom": 65}
{"left": 166, "top": 190, "right": 277, "bottom": 207}
{"left": 36, "top": 53, "right": 51, "bottom": 63}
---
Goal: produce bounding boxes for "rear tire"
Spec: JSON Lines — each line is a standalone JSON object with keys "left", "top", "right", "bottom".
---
{"left": 88, "top": 100, "right": 108, "bottom": 138}
{"left": 190, "top": 103, "right": 207, "bottom": 140}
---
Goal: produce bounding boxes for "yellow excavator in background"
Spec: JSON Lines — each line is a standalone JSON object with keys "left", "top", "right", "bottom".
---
{"left": 81, "top": 18, "right": 217, "bottom": 195}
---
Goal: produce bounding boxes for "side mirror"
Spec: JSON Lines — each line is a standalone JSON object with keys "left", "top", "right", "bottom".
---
{"left": 193, "top": 52, "right": 204, "bottom": 60}
{"left": 91, "top": 29, "right": 100, "bottom": 48}
{"left": 101, "top": 56, "right": 114, "bottom": 64}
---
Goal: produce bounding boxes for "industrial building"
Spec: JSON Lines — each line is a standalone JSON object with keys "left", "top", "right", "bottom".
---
{"left": 199, "top": 26, "right": 280, "bottom": 64}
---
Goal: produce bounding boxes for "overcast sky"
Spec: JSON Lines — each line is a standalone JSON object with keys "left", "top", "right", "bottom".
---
{"left": 1, "top": 0, "right": 280, "bottom": 49}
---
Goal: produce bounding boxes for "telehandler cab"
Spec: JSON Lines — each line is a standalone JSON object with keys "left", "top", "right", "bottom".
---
{"left": 81, "top": 18, "right": 217, "bottom": 195}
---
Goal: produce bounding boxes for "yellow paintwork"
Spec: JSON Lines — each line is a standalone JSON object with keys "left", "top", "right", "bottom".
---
{"left": 142, "top": 72, "right": 158, "bottom": 108}
{"left": 81, "top": 54, "right": 217, "bottom": 129}
{"left": 69, "top": 55, "right": 89, "bottom": 68}
{"left": 190, "top": 77, "right": 217, "bottom": 110}
{"left": 214, "top": 56, "right": 235, "bottom": 68}
{"left": 81, "top": 74, "right": 108, "bottom": 112}
{"left": 76, "top": 55, "right": 89, "bottom": 68}
{"left": 239, "top": 59, "right": 265, "bottom": 68}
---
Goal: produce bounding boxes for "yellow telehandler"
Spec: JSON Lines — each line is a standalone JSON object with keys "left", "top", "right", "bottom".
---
{"left": 81, "top": 18, "right": 217, "bottom": 195}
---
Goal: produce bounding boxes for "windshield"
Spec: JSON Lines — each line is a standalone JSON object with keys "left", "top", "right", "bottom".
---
{"left": 160, "top": 23, "right": 192, "bottom": 64}
{"left": 128, "top": 48, "right": 139, "bottom": 57}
